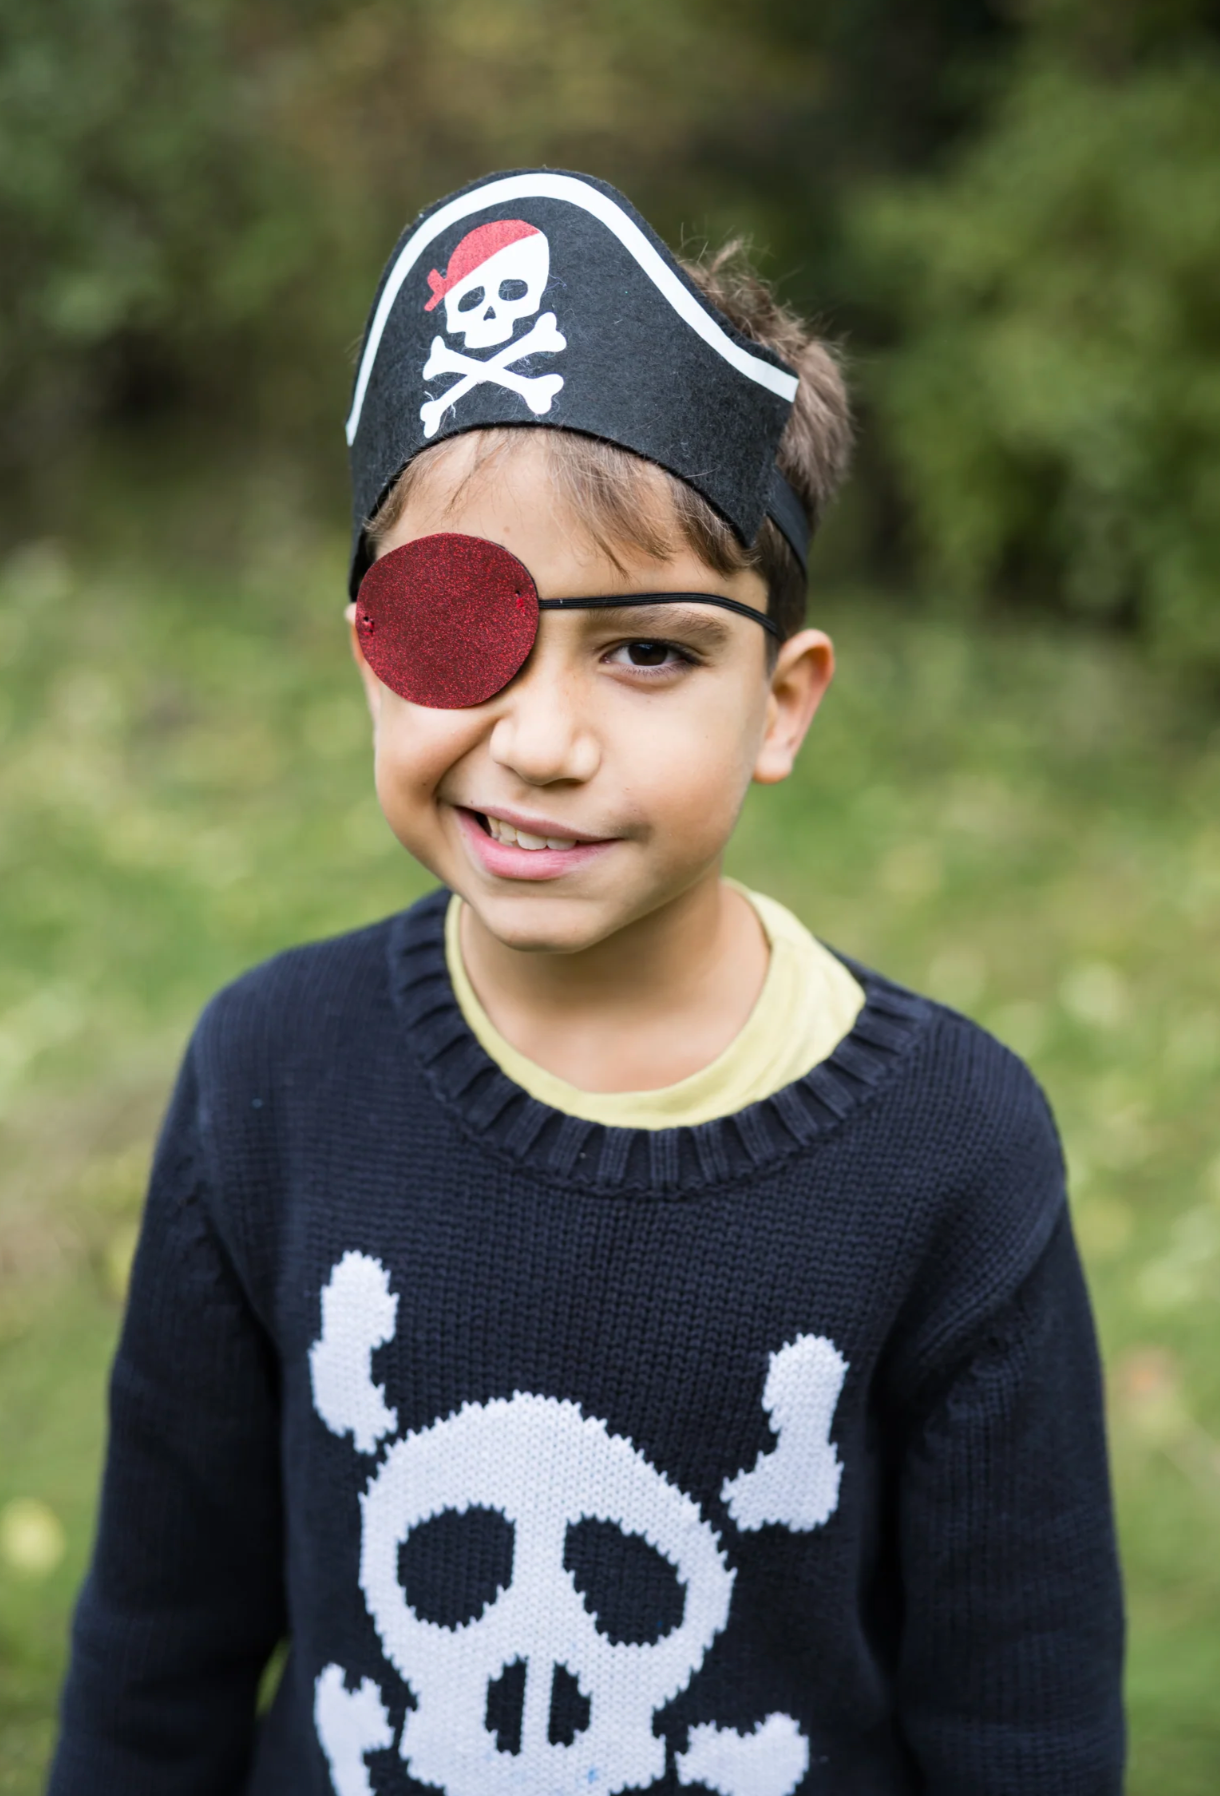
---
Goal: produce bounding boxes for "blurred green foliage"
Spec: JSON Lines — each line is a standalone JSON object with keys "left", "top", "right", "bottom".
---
{"left": 0, "top": 0, "right": 305, "bottom": 452}
{"left": 3, "top": 4, "right": 1219, "bottom": 1784}
{"left": 3, "top": 0, "right": 1219, "bottom": 669}
{"left": 1, "top": 494, "right": 1219, "bottom": 1789}
{"left": 0, "top": 0, "right": 815, "bottom": 451}
{"left": 858, "top": 20, "right": 1220, "bottom": 668}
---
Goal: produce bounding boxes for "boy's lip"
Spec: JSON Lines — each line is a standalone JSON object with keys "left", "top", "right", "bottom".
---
{"left": 453, "top": 805, "right": 618, "bottom": 882}
{"left": 469, "top": 803, "right": 613, "bottom": 846}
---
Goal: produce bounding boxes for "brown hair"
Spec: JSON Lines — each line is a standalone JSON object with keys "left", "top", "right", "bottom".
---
{"left": 368, "top": 242, "right": 852, "bottom": 644}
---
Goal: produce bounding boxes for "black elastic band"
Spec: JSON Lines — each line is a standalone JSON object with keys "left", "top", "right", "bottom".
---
{"left": 766, "top": 468, "right": 812, "bottom": 575}
{"left": 537, "top": 591, "right": 782, "bottom": 638}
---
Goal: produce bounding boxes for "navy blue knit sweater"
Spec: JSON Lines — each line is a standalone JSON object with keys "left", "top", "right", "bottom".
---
{"left": 51, "top": 890, "right": 1124, "bottom": 1796}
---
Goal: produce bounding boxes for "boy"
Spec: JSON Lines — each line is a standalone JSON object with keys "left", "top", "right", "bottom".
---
{"left": 51, "top": 171, "right": 1123, "bottom": 1795}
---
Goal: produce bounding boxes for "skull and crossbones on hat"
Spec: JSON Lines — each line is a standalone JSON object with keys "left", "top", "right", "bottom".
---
{"left": 345, "top": 174, "right": 819, "bottom": 711}
{"left": 345, "top": 170, "right": 814, "bottom": 609}
{"left": 419, "top": 219, "right": 565, "bottom": 439}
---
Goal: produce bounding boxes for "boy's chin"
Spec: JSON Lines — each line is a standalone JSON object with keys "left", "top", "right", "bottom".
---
{"left": 462, "top": 887, "right": 648, "bottom": 958}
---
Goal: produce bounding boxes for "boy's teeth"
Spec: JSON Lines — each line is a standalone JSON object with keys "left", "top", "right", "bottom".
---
{"left": 485, "top": 816, "right": 577, "bottom": 851}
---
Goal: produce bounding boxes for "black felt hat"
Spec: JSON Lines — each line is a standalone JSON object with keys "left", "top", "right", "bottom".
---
{"left": 346, "top": 169, "right": 807, "bottom": 598}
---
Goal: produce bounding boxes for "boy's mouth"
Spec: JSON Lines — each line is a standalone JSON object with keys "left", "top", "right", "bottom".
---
{"left": 455, "top": 805, "right": 616, "bottom": 882}
{"left": 479, "top": 812, "right": 579, "bottom": 852}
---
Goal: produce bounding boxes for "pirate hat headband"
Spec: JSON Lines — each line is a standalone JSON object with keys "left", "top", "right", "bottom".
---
{"left": 346, "top": 169, "right": 811, "bottom": 600}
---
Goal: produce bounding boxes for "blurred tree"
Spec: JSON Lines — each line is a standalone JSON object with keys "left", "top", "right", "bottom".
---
{"left": 0, "top": 0, "right": 1016, "bottom": 458}
{"left": 857, "top": 0, "right": 1220, "bottom": 669}
{"left": 2, "top": 0, "right": 1218, "bottom": 672}
{"left": 0, "top": 0, "right": 313, "bottom": 458}
{"left": 0, "top": 0, "right": 814, "bottom": 459}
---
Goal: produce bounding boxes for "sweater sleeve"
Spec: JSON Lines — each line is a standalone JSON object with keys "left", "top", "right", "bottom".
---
{"left": 48, "top": 1046, "right": 286, "bottom": 1796}
{"left": 894, "top": 1211, "right": 1125, "bottom": 1795}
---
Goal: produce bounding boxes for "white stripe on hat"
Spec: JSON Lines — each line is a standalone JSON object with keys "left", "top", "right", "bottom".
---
{"left": 345, "top": 171, "right": 798, "bottom": 445}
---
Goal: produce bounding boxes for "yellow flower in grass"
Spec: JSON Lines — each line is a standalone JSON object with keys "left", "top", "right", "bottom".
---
{"left": 0, "top": 1496, "right": 66, "bottom": 1579}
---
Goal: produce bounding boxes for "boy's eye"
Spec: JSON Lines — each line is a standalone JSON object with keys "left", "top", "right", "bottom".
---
{"left": 608, "top": 640, "right": 693, "bottom": 670}
{"left": 627, "top": 641, "right": 669, "bottom": 666}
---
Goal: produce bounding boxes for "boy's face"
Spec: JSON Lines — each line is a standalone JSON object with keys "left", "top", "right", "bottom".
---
{"left": 349, "top": 434, "right": 833, "bottom": 954}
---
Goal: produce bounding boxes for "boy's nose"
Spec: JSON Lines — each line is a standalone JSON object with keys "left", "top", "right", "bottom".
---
{"left": 487, "top": 674, "right": 601, "bottom": 786}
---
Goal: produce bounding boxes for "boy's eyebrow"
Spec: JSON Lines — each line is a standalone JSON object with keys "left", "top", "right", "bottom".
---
{"left": 538, "top": 589, "right": 779, "bottom": 640}
{"left": 548, "top": 600, "right": 740, "bottom": 648}
{"left": 594, "top": 603, "right": 735, "bottom": 647}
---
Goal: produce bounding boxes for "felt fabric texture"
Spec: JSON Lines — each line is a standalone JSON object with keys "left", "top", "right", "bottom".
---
{"left": 767, "top": 470, "right": 814, "bottom": 572}
{"left": 357, "top": 531, "right": 780, "bottom": 709}
{"left": 346, "top": 170, "right": 802, "bottom": 599}
{"left": 49, "top": 891, "right": 1125, "bottom": 1795}
{"left": 424, "top": 219, "right": 541, "bottom": 311}
{"left": 357, "top": 534, "right": 538, "bottom": 710}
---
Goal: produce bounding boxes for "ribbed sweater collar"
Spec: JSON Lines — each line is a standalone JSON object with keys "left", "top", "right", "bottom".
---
{"left": 389, "top": 889, "right": 930, "bottom": 1197}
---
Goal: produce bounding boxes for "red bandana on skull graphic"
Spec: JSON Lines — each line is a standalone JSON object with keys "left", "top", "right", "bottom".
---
{"left": 425, "top": 220, "right": 551, "bottom": 348}
{"left": 418, "top": 220, "right": 565, "bottom": 438}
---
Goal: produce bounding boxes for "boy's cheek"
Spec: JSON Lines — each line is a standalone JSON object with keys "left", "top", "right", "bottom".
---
{"left": 370, "top": 723, "right": 461, "bottom": 854}
{"left": 373, "top": 699, "right": 475, "bottom": 792}
{"left": 645, "top": 717, "right": 762, "bottom": 833}
{"left": 367, "top": 681, "right": 759, "bottom": 885}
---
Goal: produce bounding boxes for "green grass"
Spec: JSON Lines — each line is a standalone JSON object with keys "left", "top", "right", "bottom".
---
{"left": 1, "top": 507, "right": 1219, "bottom": 1791}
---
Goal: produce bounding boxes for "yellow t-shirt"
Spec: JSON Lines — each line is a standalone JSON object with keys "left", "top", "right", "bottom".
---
{"left": 444, "top": 883, "right": 865, "bottom": 1130}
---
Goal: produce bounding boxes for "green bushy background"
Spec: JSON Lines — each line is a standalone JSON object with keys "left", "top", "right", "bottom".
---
{"left": 4, "top": 0, "right": 1220, "bottom": 670}
{"left": 2, "top": 0, "right": 1219, "bottom": 1787}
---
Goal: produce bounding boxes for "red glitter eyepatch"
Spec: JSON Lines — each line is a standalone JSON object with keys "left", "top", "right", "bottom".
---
{"left": 355, "top": 532, "right": 780, "bottom": 709}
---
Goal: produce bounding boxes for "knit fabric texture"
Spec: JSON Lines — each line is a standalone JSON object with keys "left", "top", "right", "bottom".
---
{"left": 444, "top": 883, "right": 865, "bottom": 1128}
{"left": 50, "top": 889, "right": 1124, "bottom": 1796}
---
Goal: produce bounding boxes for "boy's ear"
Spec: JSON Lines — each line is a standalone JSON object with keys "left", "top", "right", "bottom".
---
{"left": 346, "top": 602, "right": 383, "bottom": 722}
{"left": 752, "top": 627, "right": 835, "bottom": 786}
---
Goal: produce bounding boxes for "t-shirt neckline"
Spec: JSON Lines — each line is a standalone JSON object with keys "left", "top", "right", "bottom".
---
{"left": 389, "top": 888, "right": 929, "bottom": 1197}
{"left": 443, "top": 885, "right": 866, "bottom": 1129}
